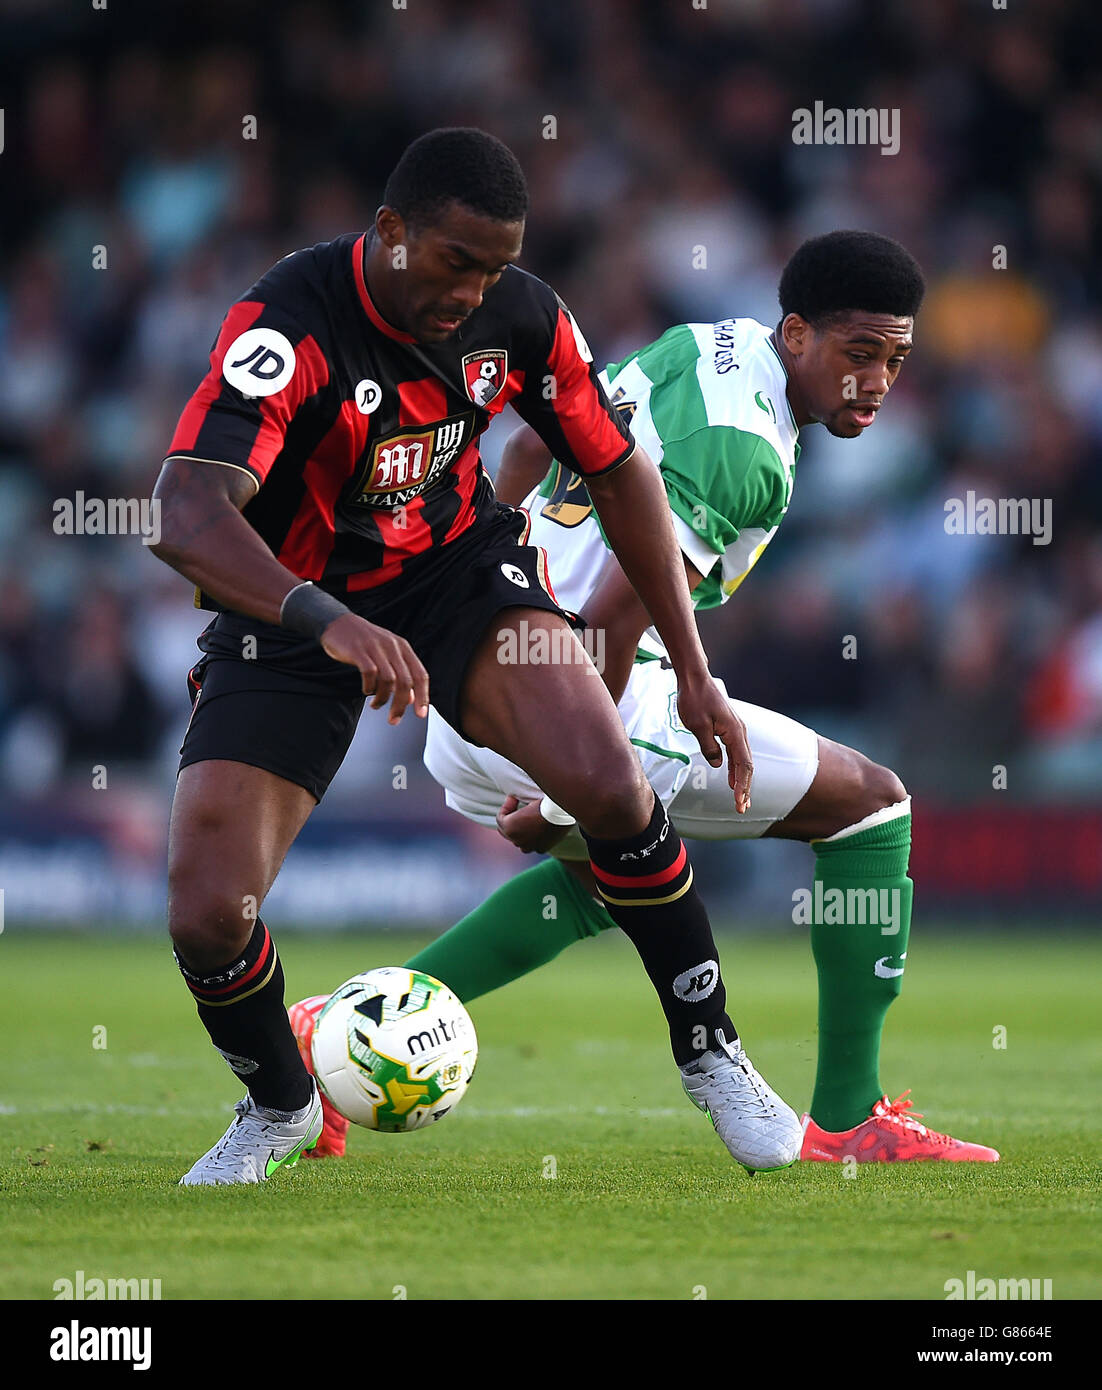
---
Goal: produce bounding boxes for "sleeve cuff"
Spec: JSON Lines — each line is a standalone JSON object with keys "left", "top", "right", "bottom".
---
{"left": 576, "top": 438, "right": 637, "bottom": 480}
{"left": 671, "top": 512, "right": 721, "bottom": 578}
{"left": 162, "top": 454, "right": 263, "bottom": 492}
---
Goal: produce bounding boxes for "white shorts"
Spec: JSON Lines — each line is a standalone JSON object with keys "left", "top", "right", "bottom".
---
{"left": 423, "top": 661, "right": 820, "bottom": 860}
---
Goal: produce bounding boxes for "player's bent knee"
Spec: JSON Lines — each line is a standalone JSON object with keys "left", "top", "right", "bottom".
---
{"left": 167, "top": 880, "right": 257, "bottom": 967}
{"left": 566, "top": 752, "right": 653, "bottom": 841}
{"left": 865, "top": 759, "right": 907, "bottom": 812}
{"left": 820, "top": 743, "right": 908, "bottom": 832}
{"left": 844, "top": 748, "right": 906, "bottom": 812}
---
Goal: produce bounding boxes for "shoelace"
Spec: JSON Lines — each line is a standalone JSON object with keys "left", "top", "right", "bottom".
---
{"left": 879, "top": 1091, "right": 952, "bottom": 1145}
{"left": 198, "top": 1098, "right": 275, "bottom": 1172}
{"left": 704, "top": 1043, "right": 780, "bottom": 1117}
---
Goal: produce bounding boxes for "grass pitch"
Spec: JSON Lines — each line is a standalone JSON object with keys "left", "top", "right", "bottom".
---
{"left": 1, "top": 928, "right": 1099, "bottom": 1301}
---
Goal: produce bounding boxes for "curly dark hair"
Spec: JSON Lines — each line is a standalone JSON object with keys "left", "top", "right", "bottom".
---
{"left": 779, "top": 230, "right": 925, "bottom": 326}
{"left": 383, "top": 127, "right": 529, "bottom": 231}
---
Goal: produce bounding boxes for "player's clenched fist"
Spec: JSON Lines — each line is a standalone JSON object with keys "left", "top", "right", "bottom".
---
{"left": 320, "top": 613, "right": 430, "bottom": 723}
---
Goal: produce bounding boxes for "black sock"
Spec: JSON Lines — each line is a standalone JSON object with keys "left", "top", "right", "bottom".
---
{"left": 583, "top": 796, "right": 736, "bottom": 1065}
{"left": 174, "top": 919, "right": 312, "bottom": 1111}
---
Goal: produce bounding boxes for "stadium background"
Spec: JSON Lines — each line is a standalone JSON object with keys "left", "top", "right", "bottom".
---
{"left": 1, "top": 0, "right": 1100, "bottom": 929}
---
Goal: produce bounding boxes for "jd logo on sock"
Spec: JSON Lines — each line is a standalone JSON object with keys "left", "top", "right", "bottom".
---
{"left": 216, "top": 1047, "right": 260, "bottom": 1075}
{"left": 874, "top": 953, "right": 907, "bottom": 980}
{"left": 673, "top": 960, "right": 719, "bottom": 1001}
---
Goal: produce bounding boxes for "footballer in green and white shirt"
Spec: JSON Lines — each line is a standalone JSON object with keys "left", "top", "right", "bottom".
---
{"left": 532, "top": 313, "right": 800, "bottom": 629}
{"left": 427, "top": 316, "right": 810, "bottom": 829}
{"left": 304, "top": 231, "right": 999, "bottom": 1164}
{"left": 424, "top": 313, "right": 816, "bottom": 841}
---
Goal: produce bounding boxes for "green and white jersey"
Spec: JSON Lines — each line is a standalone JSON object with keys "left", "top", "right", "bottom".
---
{"left": 525, "top": 317, "right": 800, "bottom": 640}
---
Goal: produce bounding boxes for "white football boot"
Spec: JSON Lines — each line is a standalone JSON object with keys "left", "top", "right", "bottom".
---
{"left": 179, "top": 1081, "right": 323, "bottom": 1186}
{"left": 680, "top": 1030, "right": 803, "bottom": 1173}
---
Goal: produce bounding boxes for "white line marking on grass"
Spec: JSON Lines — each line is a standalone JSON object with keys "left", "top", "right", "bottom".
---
{"left": 3, "top": 1101, "right": 686, "bottom": 1121}
{"left": 0, "top": 1102, "right": 227, "bottom": 1118}
{"left": 461, "top": 1105, "right": 684, "bottom": 1119}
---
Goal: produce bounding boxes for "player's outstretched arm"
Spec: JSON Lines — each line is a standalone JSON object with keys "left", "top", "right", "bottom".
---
{"left": 150, "top": 458, "right": 429, "bottom": 722}
{"left": 582, "top": 550, "right": 705, "bottom": 706}
{"left": 586, "top": 449, "right": 752, "bottom": 809}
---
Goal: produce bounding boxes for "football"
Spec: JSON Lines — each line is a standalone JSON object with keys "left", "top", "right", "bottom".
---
{"left": 310, "top": 967, "right": 477, "bottom": 1132}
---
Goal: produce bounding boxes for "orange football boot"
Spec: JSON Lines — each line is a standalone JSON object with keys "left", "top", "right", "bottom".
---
{"left": 800, "top": 1091, "right": 1000, "bottom": 1162}
{"left": 287, "top": 995, "right": 350, "bottom": 1158}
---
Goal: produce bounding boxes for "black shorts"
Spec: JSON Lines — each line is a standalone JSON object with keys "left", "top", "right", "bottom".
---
{"left": 178, "top": 504, "right": 577, "bottom": 802}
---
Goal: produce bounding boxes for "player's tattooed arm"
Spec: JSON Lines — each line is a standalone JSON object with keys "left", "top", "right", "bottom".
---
{"left": 495, "top": 424, "right": 552, "bottom": 506}
{"left": 150, "top": 458, "right": 429, "bottom": 721}
{"left": 582, "top": 552, "right": 705, "bottom": 706}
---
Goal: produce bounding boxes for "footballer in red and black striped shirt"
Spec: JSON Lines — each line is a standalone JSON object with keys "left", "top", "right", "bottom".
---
{"left": 166, "top": 227, "right": 633, "bottom": 598}
{"left": 153, "top": 129, "right": 784, "bottom": 1188}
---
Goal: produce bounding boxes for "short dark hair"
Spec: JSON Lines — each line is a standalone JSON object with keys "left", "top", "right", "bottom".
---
{"left": 779, "top": 230, "right": 925, "bottom": 327}
{"left": 383, "top": 127, "right": 529, "bottom": 231}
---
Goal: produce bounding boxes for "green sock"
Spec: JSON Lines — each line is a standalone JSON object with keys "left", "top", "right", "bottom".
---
{"left": 403, "top": 858, "right": 610, "bottom": 1003}
{"left": 808, "top": 807, "right": 913, "bottom": 1132}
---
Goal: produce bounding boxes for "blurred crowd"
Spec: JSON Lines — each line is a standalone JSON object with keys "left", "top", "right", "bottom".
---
{"left": 1, "top": 0, "right": 1100, "bottom": 807}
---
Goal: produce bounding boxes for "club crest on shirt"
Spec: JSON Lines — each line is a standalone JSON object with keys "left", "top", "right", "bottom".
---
{"left": 461, "top": 349, "right": 508, "bottom": 408}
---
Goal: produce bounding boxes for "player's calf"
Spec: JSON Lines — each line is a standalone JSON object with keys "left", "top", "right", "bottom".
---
{"left": 173, "top": 914, "right": 313, "bottom": 1111}
{"left": 174, "top": 915, "right": 323, "bottom": 1182}
{"left": 582, "top": 794, "right": 742, "bottom": 1066}
{"left": 770, "top": 738, "right": 916, "bottom": 1134}
{"left": 168, "top": 760, "right": 317, "bottom": 1186}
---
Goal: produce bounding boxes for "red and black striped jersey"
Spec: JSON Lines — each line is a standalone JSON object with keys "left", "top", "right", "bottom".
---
{"left": 165, "top": 233, "right": 634, "bottom": 602}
